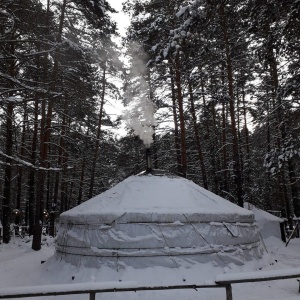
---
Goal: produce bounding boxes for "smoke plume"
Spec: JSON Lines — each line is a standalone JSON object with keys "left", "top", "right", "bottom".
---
{"left": 123, "top": 43, "right": 156, "bottom": 147}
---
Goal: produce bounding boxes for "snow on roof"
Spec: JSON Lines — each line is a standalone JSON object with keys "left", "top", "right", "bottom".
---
{"left": 245, "top": 203, "right": 283, "bottom": 222}
{"left": 60, "top": 174, "right": 254, "bottom": 224}
{"left": 244, "top": 202, "right": 283, "bottom": 240}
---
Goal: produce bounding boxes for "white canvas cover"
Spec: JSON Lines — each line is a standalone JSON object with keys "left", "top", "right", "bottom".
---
{"left": 56, "top": 173, "right": 265, "bottom": 268}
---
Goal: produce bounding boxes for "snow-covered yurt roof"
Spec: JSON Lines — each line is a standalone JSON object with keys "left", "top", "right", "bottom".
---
{"left": 56, "top": 171, "right": 265, "bottom": 269}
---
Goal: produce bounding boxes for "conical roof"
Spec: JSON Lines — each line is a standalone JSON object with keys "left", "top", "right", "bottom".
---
{"left": 60, "top": 172, "right": 254, "bottom": 224}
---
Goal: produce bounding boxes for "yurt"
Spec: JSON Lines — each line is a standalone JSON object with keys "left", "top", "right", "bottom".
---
{"left": 55, "top": 170, "right": 265, "bottom": 270}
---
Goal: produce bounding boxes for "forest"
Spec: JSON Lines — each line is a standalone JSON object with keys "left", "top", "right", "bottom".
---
{"left": 0, "top": 0, "right": 299, "bottom": 250}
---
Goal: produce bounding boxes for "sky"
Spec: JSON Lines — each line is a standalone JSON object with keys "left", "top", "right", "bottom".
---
{"left": 105, "top": 1, "right": 157, "bottom": 144}
{"left": 108, "top": 1, "right": 131, "bottom": 37}
{"left": 98, "top": 1, "right": 131, "bottom": 138}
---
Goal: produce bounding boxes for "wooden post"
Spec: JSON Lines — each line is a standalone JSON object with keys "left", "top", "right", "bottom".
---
{"left": 286, "top": 222, "right": 299, "bottom": 247}
{"left": 225, "top": 284, "right": 233, "bottom": 300}
{"left": 0, "top": 221, "right": 2, "bottom": 243}
{"left": 89, "top": 292, "right": 96, "bottom": 300}
{"left": 280, "top": 221, "right": 287, "bottom": 243}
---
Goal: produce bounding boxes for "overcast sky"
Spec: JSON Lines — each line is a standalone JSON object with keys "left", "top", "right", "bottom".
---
{"left": 108, "top": 1, "right": 131, "bottom": 37}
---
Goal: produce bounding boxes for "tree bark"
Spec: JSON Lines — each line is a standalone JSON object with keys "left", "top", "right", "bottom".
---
{"left": 242, "top": 88, "right": 250, "bottom": 160}
{"left": 210, "top": 97, "right": 221, "bottom": 194}
{"left": 219, "top": 3, "right": 243, "bottom": 206}
{"left": 220, "top": 62, "right": 228, "bottom": 193}
{"left": 169, "top": 63, "right": 181, "bottom": 174}
{"left": 2, "top": 35, "right": 16, "bottom": 243}
{"left": 89, "top": 63, "right": 106, "bottom": 198}
{"left": 78, "top": 159, "right": 85, "bottom": 205}
{"left": 267, "top": 37, "right": 292, "bottom": 227}
{"left": 173, "top": 55, "right": 187, "bottom": 178}
{"left": 188, "top": 81, "right": 208, "bottom": 189}
{"left": 54, "top": 113, "right": 66, "bottom": 208}
{"left": 27, "top": 98, "right": 39, "bottom": 235}
{"left": 16, "top": 103, "right": 28, "bottom": 226}
{"left": 32, "top": 0, "right": 67, "bottom": 251}
{"left": 221, "top": 97, "right": 228, "bottom": 193}
{"left": 288, "top": 159, "right": 300, "bottom": 217}
{"left": 3, "top": 102, "right": 14, "bottom": 243}
{"left": 61, "top": 139, "right": 69, "bottom": 212}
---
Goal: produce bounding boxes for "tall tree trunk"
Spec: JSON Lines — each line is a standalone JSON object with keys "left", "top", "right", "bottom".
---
{"left": 32, "top": 0, "right": 67, "bottom": 250}
{"left": 241, "top": 87, "right": 251, "bottom": 195}
{"left": 3, "top": 102, "right": 14, "bottom": 243}
{"left": 147, "top": 69, "right": 158, "bottom": 169}
{"left": 53, "top": 113, "right": 66, "bottom": 207}
{"left": 67, "top": 165, "right": 75, "bottom": 210}
{"left": 78, "top": 159, "right": 85, "bottom": 205}
{"left": 268, "top": 39, "right": 292, "bottom": 227}
{"left": 265, "top": 96, "right": 272, "bottom": 209}
{"left": 220, "top": 62, "right": 228, "bottom": 193}
{"left": 236, "top": 90, "right": 244, "bottom": 192}
{"left": 46, "top": 165, "right": 51, "bottom": 211}
{"left": 27, "top": 98, "right": 39, "bottom": 235}
{"left": 16, "top": 103, "right": 28, "bottom": 226}
{"left": 61, "top": 139, "right": 69, "bottom": 212}
{"left": 242, "top": 88, "right": 250, "bottom": 160}
{"left": 188, "top": 81, "right": 208, "bottom": 189}
{"left": 221, "top": 97, "right": 228, "bottom": 193}
{"left": 27, "top": 39, "right": 42, "bottom": 234}
{"left": 201, "top": 75, "right": 211, "bottom": 141}
{"left": 173, "top": 55, "right": 187, "bottom": 178}
{"left": 2, "top": 36, "right": 16, "bottom": 243}
{"left": 288, "top": 160, "right": 300, "bottom": 217}
{"left": 211, "top": 99, "right": 220, "bottom": 194}
{"left": 152, "top": 131, "right": 159, "bottom": 169}
{"left": 89, "top": 64, "right": 106, "bottom": 198}
{"left": 219, "top": 3, "right": 243, "bottom": 206}
{"left": 169, "top": 63, "right": 181, "bottom": 174}
{"left": 32, "top": 97, "right": 46, "bottom": 249}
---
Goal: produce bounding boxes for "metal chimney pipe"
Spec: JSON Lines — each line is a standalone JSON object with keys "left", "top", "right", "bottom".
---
{"left": 146, "top": 148, "right": 152, "bottom": 173}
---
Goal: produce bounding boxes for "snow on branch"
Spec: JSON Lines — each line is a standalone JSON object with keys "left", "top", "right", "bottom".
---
{"left": 0, "top": 151, "right": 70, "bottom": 172}
{"left": 0, "top": 71, "right": 61, "bottom": 96}
{"left": 176, "top": 6, "right": 188, "bottom": 18}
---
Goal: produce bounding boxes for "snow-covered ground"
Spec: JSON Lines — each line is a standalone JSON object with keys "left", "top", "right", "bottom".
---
{"left": 0, "top": 235, "right": 300, "bottom": 300}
